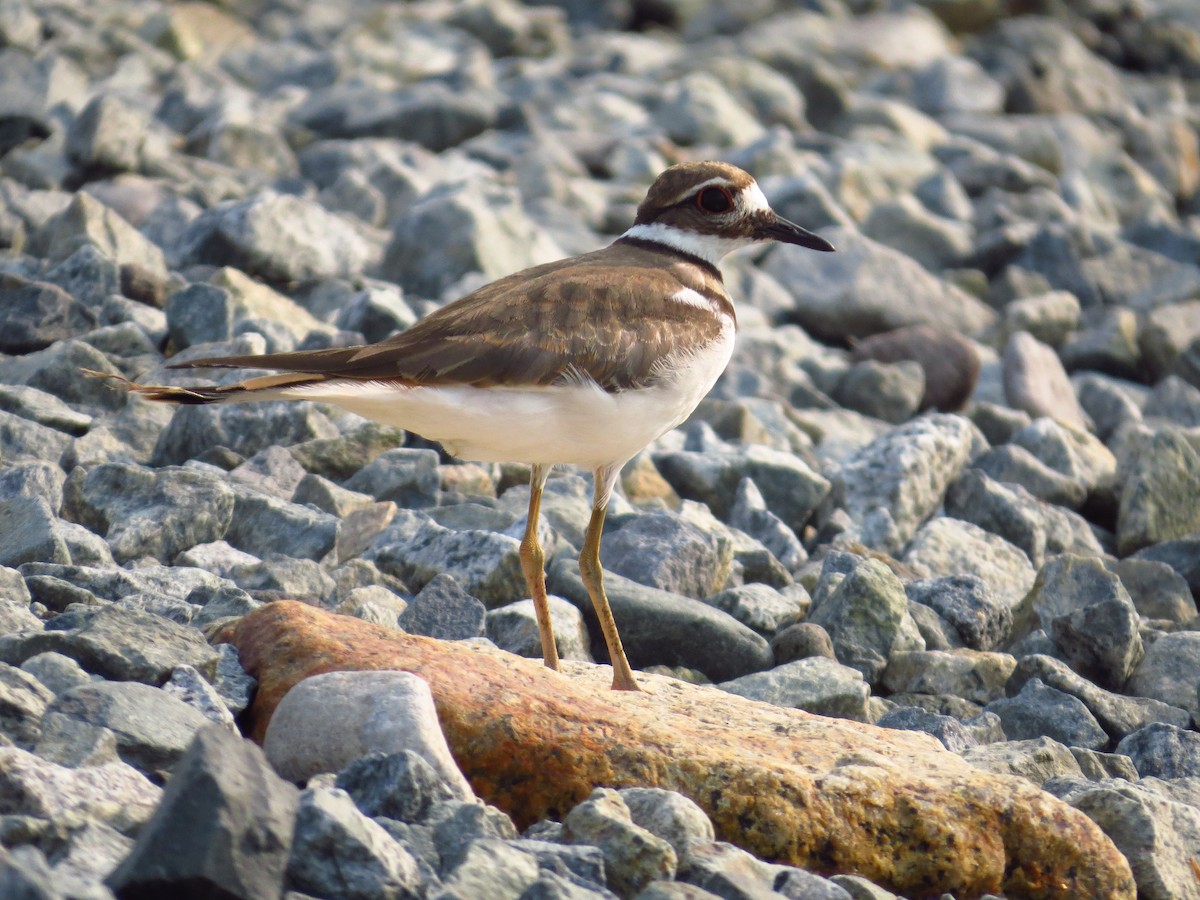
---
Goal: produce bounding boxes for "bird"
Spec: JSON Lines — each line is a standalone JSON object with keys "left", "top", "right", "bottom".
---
{"left": 96, "top": 161, "right": 835, "bottom": 692}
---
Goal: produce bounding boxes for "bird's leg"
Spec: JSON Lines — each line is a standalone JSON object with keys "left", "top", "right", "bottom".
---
{"left": 581, "top": 464, "right": 641, "bottom": 692}
{"left": 519, "top": 464, "right": 559, "bottom": 672}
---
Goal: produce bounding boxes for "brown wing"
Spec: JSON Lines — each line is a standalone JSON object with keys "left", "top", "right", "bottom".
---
{"left": 173, "top": 257, "right": 729, "bottom": 393}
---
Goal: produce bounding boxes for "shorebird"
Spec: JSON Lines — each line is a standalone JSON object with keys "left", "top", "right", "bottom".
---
{"left": 100, "top": 161, "right": 834, "bottom": 691}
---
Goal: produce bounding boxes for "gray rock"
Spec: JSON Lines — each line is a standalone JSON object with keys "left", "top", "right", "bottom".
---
{"left": 563, "top": 788, "right": 676, "bottom": 897}
{"left": 0, "top": 496, "right": 71, "bottom": 568}
{"left": 703, "top": 584, "right": 804, "bottom": 638}
{"left": 1008, "top": 654, "right": 1190, "bottom": 743}
{"left": 903, "top": 517, "right": 1036, "bottom": 611}
{"left": 294, "top": 79, "right": 497, "bottom": 152}
{"left": 807, "top": 555, "right": 924, "bottom": 685}
{"left": 1113, "top": 558, "right": 1197, "bottom": 624}
{"left": 963, "top": 736, "right": 1084, "bottom": 786}
{"left": 1049, "top": 597, "right": 1143, "bottom": 691}
{"left": 0, "top": 410, "right": 71, "bottom": 468}
{"left": 1070, "top": 747, "right": 1139, "bottom": 782}
{"left": 658, "top": 71, "right": 765, "bottom": 147}
{"left": 106, "top": 725, "right": 299, "bottom": 900}
{"left": 718, "top": 657, "right": 870, "bottom": 721}
{"left": 336, "top": 284, "right": 417, "bottom": 343}
{"left": 1057, "top": 778, "right": 1200, "bottom": 900}
{"left": 674, "top": 841, "right": 784, "bottom": 900}
{"left": 1027, "top": 554, "right": 1137, "bottom": 686}
{"left": 382, "top": 179, "right": 561, "bottom": 298}
{"left": 337, "top": 750, "right": 460, "bottom": 825}
{"left": 0, "top": 605, "right": 218, "bottom": 685}
{"left": 633, "top": 882, "right": 724, "bottom": 900}
{"left": 400, "top": 574, "right": 487, "bottom": 642}
{"left": 224, "top": 487, "right": 340, "bottom": 562}
{"left": 946, "top": 469, "right": 1102, "bottom": 568}
{"left": 832, "top": 359, "right": 925, "bottom": 425}
{"left": 1116, "top": 426, "right": 1200, "bottom": 555}
{"left": 507, "top": 839, "right": 608, "bottom": 890}
{"left": 0, "top": 844, "right": 59, "bottom": 900}
{"left": 211, "top": 643, "right": 256, "bottom": 716}
{"left": 344, "top": 448, "right": 440, "bottom": 508}
{"left": 152, "top": 397, "right": 340, "bottom": 467}
{"left": 293, "top": 473, "right": 377, "bottom": 517}
{"left": 1133, "top": 535, "right": 1200, "bottom": 600}
{"left": 287, "top": 785, "right": 423, "bottom": 900}
{"left": 762, "top": 227, "right": 996, "bottom": 342}
{"left": 548, "top": 558, "right": 772, "bottom": 683}
{"left": 35, "top": 710, "right": 121, "bottom": 768}
{"left": 1144, "top": 375, "right": 1200, "bottom": 427}
{"left": 600, "top": 509, "right": 732, "bottom": 600}
{"left": 487, "top": 595, "right": 592, "bottom": 663}
{"left": 19, "top": 653, "right": 92, "bottom": 695}
{"left": 66, "top": 92, "right": 154, "bottom": 174}
{"left": 45, "top": 681, "right": 211, "bottom": 779}
{"left": 289, "top": 421, "right": 408, "bottom": 483}
{"left": 436, "top": 837, "right": 541, "bottom": 898}
{"left": 162, "top": 664, "right": 235, "bottom": 729}
{"left": 0, "top": 662, "right": 53, "bottom": 748}
{"left": 774, "top": 866, "right": 855, "bottom": 899}
{"left": 1010, "top": 418, "right": 1117, "bottom": 503}
{"left": 1140, "top": 301, "right": 1200, "bottom": 381}
{"left": 27, "top": 193, "right": 167, "bottom": 279}
{"left": 1074, "top": 373, "right": 1146, "bottom": 441}
{"left": 834, "top": 413, "right": 981, "bottom": 554}
{"left": 653, "top": 445, "right": 830, "bottom": 532}
{"left": 1002, "top": 331, "right": 1090, "bottom": 429}
{"left": 728, "top": 478, "right": 806, "bottom": 574}
{"left": 0, "top": 275, "right": 97, "bottom": 354}
{"left": 0, "top": 744, "right": 161, "bottom": 834}
{"left": 1127, "top": 632, "right": 1200, "bottom": 719}
{"left": 263, "top": 670, "right": 473, "bottom": 799}
{"left": 0, "top": 384, "right": 93, "bottom": 437}
{"left": 1059, "top": 307, "right": 1143, "bottom": 379}
{"left": 984, "top": 678, "right": 1108, "bottom": 751}
{"left": 158, "top": 286, "right": 236, "bottom": 357}
{"left": 903, "top": 575, "right": 1011, "bottom": 651}
{"left": 876, "top": 706, "right": 977, "bottom": 753}
{"left": 428, "top": 799, "right": 518, "bottom": 873}
{"left": 62, "top": 463, "right": 235, "bottom": 564}
{"left": 770, "top": 622, "right": 836, "bottom": 666}
{"left": 970, "top": 444, "right": 1088, "bottom": 509}
{"left": 0, "top": 461, "right": 66, "bottom": 512}
{"left": 51, "top": 818, "right": 131, "bottom": 897}
{"left": 173, "top": 192, "right": 371, "bottom": 282}
{"left": 618, "top": 789, "right": 714, "bottom": 861}
{"left": 367, "top": 511, "right": 525, "bottom": 607}
{"left": 1002, "top": 291, "right": 1081, "bottom": 348}
{"left": 883, "top": 649, "right": 1015, "bottom": 705}
{"left": 1117, "top": 724, "right": 1200, "bottom": 780}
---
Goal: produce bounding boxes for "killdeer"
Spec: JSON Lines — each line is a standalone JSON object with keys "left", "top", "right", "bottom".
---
{"left": 98, "top": 161, "right": 834, "bottom": 692}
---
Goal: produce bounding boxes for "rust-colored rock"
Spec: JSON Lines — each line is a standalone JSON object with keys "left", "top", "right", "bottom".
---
{"left": 218, "top": 601, "right": 1135, "bottom": 900}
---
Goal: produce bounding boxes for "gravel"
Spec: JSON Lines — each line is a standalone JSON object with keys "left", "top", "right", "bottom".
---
{"left": 2, "top": 0, "right": 1200, "bottom": 896}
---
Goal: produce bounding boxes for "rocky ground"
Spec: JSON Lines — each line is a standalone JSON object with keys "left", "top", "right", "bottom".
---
{"left": 1, "top": 0, "right": 1199, "bottom": 898}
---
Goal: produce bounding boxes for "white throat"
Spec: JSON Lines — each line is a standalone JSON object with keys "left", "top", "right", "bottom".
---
{"left": 621, "top": 222, "right": 752, "bottom": 268}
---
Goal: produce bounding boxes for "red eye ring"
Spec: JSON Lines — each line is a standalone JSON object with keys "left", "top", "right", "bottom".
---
{"left": 696, "top": 187, "right": 734, "bottom": 214}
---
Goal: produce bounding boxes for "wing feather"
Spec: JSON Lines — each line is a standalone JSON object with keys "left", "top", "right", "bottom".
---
{"left": 172, "top": 257, "right": 730, "bottom": 393}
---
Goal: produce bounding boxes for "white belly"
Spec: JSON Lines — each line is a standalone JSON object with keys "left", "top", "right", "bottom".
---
{"left": 282, "top": 328, "right": 734, "bottom": 469}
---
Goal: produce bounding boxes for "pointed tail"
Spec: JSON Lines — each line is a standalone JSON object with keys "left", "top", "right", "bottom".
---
{"left": 82, "top": 369, "right": 325, "bottom": 405}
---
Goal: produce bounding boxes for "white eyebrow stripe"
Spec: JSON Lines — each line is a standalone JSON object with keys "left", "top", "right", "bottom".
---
{"left": 661, "top": 176, "right": 737, "bottom": 207}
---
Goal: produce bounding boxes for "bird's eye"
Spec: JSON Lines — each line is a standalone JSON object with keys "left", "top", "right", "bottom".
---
{"left": 696, "top": 187, "right": 733, "bottom": 213}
